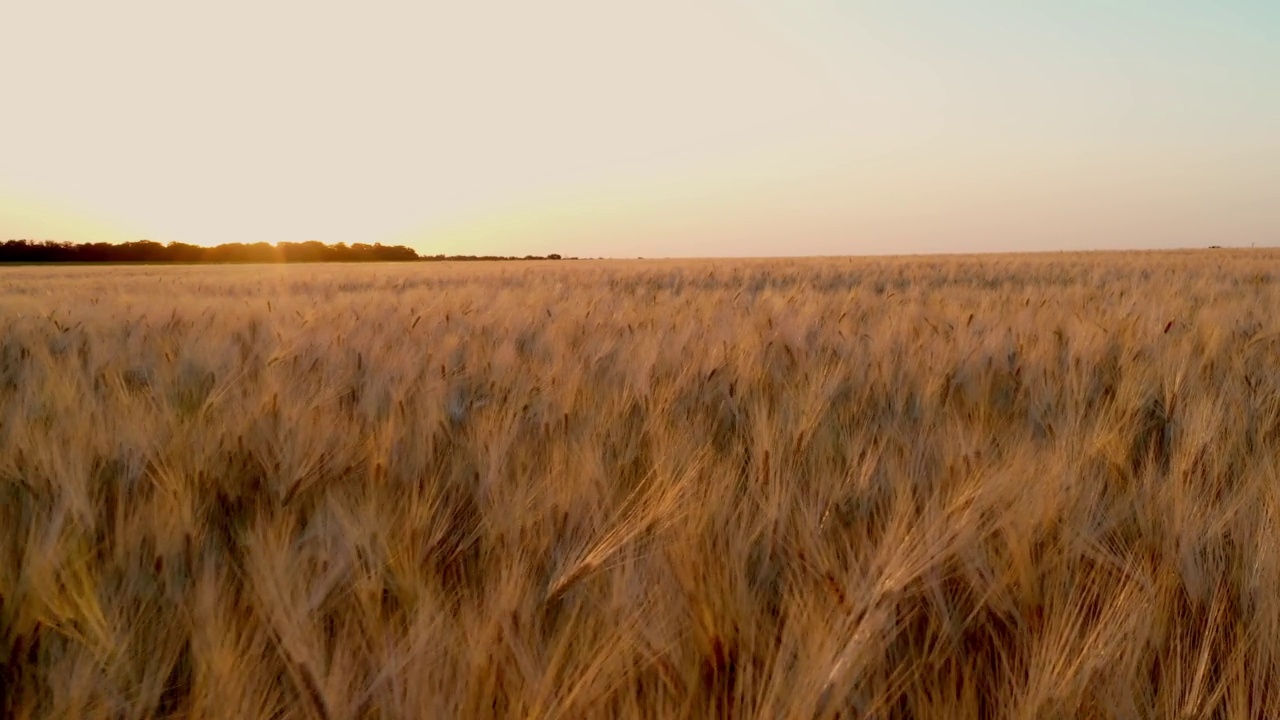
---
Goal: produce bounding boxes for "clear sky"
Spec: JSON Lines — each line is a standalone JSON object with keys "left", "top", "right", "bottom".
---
{"left": 3, "top": 1, "right": 1277, "bottom": 257}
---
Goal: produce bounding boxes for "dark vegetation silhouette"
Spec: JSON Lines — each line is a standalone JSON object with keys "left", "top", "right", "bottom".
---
{"left": 0, "top": 239, "right": 568, "bottom": 263}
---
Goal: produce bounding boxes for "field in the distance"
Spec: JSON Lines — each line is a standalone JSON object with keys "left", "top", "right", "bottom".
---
{"left": 3, "top": 251, "right": 1279, "bottom": 719}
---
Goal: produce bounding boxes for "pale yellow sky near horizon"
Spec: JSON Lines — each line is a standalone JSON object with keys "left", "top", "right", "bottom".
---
{"left": 2, "top": 1, "right": 1277, "bottom": 257}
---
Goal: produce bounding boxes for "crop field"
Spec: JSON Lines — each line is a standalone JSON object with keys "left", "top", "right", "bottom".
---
{"left": 2, "top": 250, "right": 1280, "bottom": 719}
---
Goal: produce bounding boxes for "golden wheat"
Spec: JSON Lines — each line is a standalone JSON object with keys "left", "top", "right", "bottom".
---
{"left": 2, "top": 250, "right": 1279, "bottom": 718}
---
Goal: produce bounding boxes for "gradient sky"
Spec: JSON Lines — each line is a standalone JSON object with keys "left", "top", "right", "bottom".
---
{"left": 3, "top": 1, "right": 1278, "bottom": 257}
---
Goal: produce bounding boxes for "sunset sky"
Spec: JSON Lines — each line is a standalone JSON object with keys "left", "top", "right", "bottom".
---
{"left": 3, "top": 1, "right": 1277, "bottom": 257}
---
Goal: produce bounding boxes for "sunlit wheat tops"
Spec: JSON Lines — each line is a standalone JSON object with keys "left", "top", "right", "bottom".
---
{"left": 2, "top": 250, "right": 1280, "bottom": 718}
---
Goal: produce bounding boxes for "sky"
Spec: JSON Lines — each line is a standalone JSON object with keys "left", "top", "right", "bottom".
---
{"left": 2, "top": 0, "right": 1278, "bottom": 257}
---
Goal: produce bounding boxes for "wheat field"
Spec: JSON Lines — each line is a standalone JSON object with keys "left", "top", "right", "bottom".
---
{"left": 2, "top": 251, "right": 1279, "bottom": 718}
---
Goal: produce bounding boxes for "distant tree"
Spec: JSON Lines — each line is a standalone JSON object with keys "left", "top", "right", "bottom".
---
{"left": 0, "top": 238, "right": 562, "bottom": 264}
{"left": 246, "top": 242, "right": 276, "bottom": 262}
{"left": 167, "top": 241, "right": 204, "bottom": 262}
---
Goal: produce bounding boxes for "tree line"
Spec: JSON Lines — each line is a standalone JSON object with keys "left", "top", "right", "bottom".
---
{"left": 0, "top": 239, "right": 566, "bottom": 264}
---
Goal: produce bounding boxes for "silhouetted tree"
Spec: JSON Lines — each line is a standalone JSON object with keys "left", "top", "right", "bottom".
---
{"left": 0, "top": 239, "right": 571, "bottom": 264}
